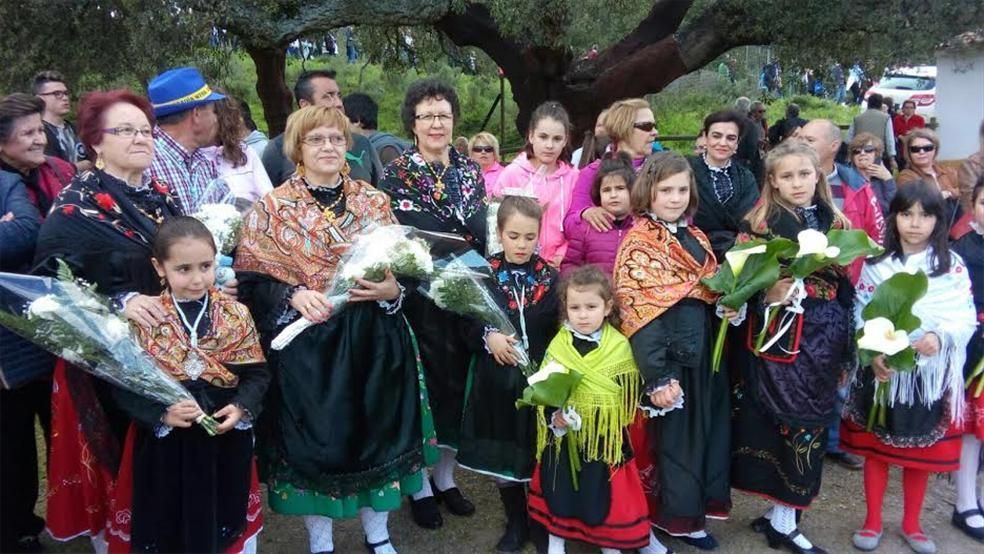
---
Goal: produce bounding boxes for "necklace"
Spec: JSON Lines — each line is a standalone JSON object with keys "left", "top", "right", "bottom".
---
{"left": 134, "top": 204, "right": 164, "bottom": 226}
{"left": 173, "top": 293, "right": 209, "bottom": 349}
{"left": 306, "top": 178, "right": 345, "bottom": 223}
{"left": 428, "top": 161, "right": 450, "bottom": 196}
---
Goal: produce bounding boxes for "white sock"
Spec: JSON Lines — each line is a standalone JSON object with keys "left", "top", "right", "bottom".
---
{"left": 638, "top": 530, "right": 669, "bottom": 554}
{"left": 956, "top": 435, "right": 984, "bottom": 528}
{"left": 360, "top": 509, "right": 397, "bottom": 554}
{"left": 412, "top": 469, "right": 433, "bottom": 500}
{"left": 432, "top": 449, "right": 458, "bottom": 491}
{"left": 600, "top": 549, "right": 621, "bottom": 554}
{"left": 548, "top": 533, "right": 566, "bottom": 554}
{"left": 303, "top": 515, "right": 334, "bottom": 553}
{"left": 762, "top": 505, "right": 775, "bottom": 520}
{"left": 685, "top": 530, "right": 708, "bottom": 538}
{"left": 241, "top": 533, "right": 258, "bottom": 554}
{"left": 770, "top": 504, "right": 812, "bottom": 549}
{"left": 90, "top": 530, "right": 109, "bottom": 554}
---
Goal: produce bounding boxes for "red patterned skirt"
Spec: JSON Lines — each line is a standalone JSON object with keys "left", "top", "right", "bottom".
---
{"left": 964, "top": 389, "right": 984, "bottom": 441}
{"left": 840, "top": 419, "right": 962, "bottom": 471}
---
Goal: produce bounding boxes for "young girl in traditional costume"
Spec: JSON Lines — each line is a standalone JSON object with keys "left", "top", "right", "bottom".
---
{"left": 730, "top": 141, "right": 855, "bottom": 554}
{"left": 458, "top": 195, "right": 560, "bottom": 553}
{"left": 840, "top": 180, "right": 976, "bottom": 553}
{"left": 489, "top": 102, "right": 579, "bottom": 267}
{"left": 105, "top": 216, "right": 268, "bottom": 553}
{"left": 561, "top": 154, "right": 636, "bottom": 277}
{"left": 950, "top": 177, "right": 984, "bottom": 542}
{"left": 235, "top": 106, "right": 436, "bottom": 554}
{"left": 614, "top": 152, "right": 731, "bottom": 550}
{"left": 527, "top": 265, "right": 668, "bottom": 554}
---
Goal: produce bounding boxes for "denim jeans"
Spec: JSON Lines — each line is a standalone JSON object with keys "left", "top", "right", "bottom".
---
{"left": 826, "top": 384, "right": 849, "bottom": 453}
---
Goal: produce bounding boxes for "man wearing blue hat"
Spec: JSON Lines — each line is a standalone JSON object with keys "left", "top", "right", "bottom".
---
{"left": 147, "top": 66, "right": 230, "bottom": 214}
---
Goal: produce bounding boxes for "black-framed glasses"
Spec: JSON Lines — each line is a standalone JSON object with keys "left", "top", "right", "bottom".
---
{"left": 103, "top": 126, "right": 155, "bottom": 139}
{"left": 472, "top": 145, "right": 495, "bottom": 154}
{"left": 302, "top": 134, "right": 347, "bottom": 147}
{"left": 908, "top": 144, "right": 936, "bottom": 154}
{"left": 633, "top": 121, "right": 657, "bottom": 132}
{"left": 39, "top": 90, "right": 70, "bottom": 100}
{"left": 852, "top": 146, "right": 877, "bottom": 155}
{"left": 415, "top": 113, "right": 453, "bottom": 125}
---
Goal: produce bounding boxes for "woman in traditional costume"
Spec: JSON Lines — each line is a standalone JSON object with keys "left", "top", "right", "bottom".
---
{"left": 457, "top": 196, "right": 560, "bottom": 552}
{"left": 234, "top": 106, "right": 436, "bottom": 554}
{"left": 528, "top": 265, "right": 666, "bottom": 554}
{"left": 730, "top": 141, "right": 855, "bottom": 554}
{"left": 841, "top": 181, "right": 976, "bottom": 553}
{"left": 105, "top": 217, "right": 267, "bottom": 553}
{"left": 378, "top": 79, "right": 486, "bottom": 527}
{"left": 615, "top": 152, "right": 731, "bottom": 550}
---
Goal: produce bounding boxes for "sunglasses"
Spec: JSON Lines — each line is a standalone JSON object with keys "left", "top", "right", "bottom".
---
{"left": 633, "top": 121, "right": 657, "bottom": 132}
{"left": 472, "top": 145, "right": 495, "bottom": 154}
{"left": 908, "top": 144, "right": 936, "bottom": 154}
{"left": 852, "top": 146, "right": 877, "bottom": 155}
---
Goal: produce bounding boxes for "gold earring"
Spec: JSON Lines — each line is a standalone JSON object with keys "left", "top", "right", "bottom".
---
{"left": 95, "top": 155, "right": 105, "bottom": 170}
{"left": 296, "top": 161, "right": 305, "bottom": 177}
{"left": 341, "top": 161, "right": 351, "bottom": 177}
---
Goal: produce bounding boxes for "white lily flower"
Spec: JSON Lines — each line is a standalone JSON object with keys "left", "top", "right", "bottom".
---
{"left": 28, "top": 295, "right": 61, "bottom": 320}
{"left": 796, "top": 229, "right": 840, "bottom": 259}
{"left": 857, "top": 317, "right": 910, "bottom": 356}
{"left": 103, "top": 316, "right": 132, "bottom": 343}
{"left": 725, "top": 244, "right": 768, "bottom": 277}
{"left": 527, "top": 360, "right": 568, "bottom": 385}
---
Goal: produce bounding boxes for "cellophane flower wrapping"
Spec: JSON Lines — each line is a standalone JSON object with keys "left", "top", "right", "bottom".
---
{"left": 0, "top": 260, "right": 219, "bottom": 434}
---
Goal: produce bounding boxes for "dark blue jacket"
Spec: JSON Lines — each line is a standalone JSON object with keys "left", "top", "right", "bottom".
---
{"left": 0, "top": 170, "right": 53, "bottom": 388}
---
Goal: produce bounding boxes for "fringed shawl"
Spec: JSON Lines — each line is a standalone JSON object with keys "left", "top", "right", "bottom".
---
{"left": 614, "top": 217, "right": 718, "bottom": 337}
{"left": 234, "top": 176, "right": 395, "bottom": 290}
{"left": 855, "top": 248, "right": 977, "bottom": 424}
{"left": 133, "top": 289, "right": 265, "bottom": 387}
{"left": 536, "top": 324, "right": 641, "bottom": 466}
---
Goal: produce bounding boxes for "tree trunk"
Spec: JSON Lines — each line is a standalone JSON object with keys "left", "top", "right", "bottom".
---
{"left": 246, "top": 45, "right": 292, "bottom": 137}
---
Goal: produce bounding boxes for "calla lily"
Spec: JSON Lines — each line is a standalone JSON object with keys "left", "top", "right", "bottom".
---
{"left": 857, "top": 317, "right": 910, "bottom": 356}
{"left": 527, "top": 360, "right": 568, "bottom": 385}
{"left": 795, "top": 229, "right": 841, "bottom": 259}
{"left": 725, "top": 244, "right": 768, "bottom": 277}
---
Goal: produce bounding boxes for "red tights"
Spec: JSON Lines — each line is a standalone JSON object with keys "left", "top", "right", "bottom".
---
{"left": 862, "top": 458, "right": 929, "bottom": 535}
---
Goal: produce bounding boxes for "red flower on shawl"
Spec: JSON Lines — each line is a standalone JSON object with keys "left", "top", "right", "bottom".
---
{"left": 123, "top": 229, "right": 136, "bottom": 238}
{"left": 152, "top": 180, "right": 170, "bottom": 195}
{"left": 61, "top": 205, "right": 76, "bottom": 215}
{"left": 94, "top": 192, "right": 117, "bottom": 212}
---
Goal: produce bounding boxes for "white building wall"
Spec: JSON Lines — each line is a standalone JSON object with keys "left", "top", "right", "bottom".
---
{"left": 935, "top": 48, "right": 984, "bottom": 161}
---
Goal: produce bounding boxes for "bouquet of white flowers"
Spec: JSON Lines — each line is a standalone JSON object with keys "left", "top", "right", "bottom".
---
{"left": 271, "top": 225, "right": 475, "bottom": 350}
{"left": 193, "top": 200, "right": 244, "bottom": 287}
{"left": 0, "top": 261, "right": 219, "bottom": 434}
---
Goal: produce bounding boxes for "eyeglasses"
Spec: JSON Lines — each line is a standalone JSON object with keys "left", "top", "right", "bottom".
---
{"left": 633, "top": 121, "right": 657, "bottom": 132}
{"left": 302, "top": 134, "right": 347, "bottom": 147}
{"left": 908, "top": 144, "right": 936, "bottom": 154}
{"left": 39, "top": 90, "right": 70, "bottom": 100}
{"left": 103, "top": 126, "right": 155, "bottom": 139}
{"left": 415, "top": 113, "right": 453, "bottom": 125}
{"left": 852, "top": 146, "right": 877, "bottom": 155}
{"left": 472, "top": 145, "right": 495, "bottom": 154}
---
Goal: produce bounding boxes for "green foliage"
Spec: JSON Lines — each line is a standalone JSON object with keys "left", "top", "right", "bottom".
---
{"left": 857, "top": 270, "right": 929, "bottom": 369}
{"left": 788, "top": 230, "right": 885, "bottom": 279}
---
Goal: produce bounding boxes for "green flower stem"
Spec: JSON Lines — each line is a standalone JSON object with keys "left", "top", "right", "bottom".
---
{"left": 566, "top": 430, "right": 581, "bottom": 492}
{"left": 196, "top": 414, "right": 220, "bottom": 436}
{"left": 711, "top": 318, "right": 729, "bottom": 373}
{"left": 966, "top": 356, "right": 984, "bottom": 398}
{"left": 753, "top": 306, "right": 781, "bottom": 355}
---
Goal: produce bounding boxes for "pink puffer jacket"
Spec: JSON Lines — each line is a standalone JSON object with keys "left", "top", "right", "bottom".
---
{"left": 560, "top": 215, "right": 634, "bottom": 278}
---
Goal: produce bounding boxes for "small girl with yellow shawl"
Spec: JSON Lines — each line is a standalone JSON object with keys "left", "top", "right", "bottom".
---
{"left": 527, "top": 265, "right": 668, "bottom": 554}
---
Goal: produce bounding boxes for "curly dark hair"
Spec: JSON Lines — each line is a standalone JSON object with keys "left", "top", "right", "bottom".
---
{"left": 400, "top": 79, "right": 460, "bottom": 137}
{"left": 557, "top": 264, "right": 622, "bottom": 330}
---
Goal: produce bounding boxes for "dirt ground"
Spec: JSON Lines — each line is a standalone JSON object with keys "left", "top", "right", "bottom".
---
{"left": 34, "top": 461, "right": 983, "bottom": 554}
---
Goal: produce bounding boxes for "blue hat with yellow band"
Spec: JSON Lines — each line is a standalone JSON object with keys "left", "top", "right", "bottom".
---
{"left": 148, "top": 67, "right": 225, "bottom": 118}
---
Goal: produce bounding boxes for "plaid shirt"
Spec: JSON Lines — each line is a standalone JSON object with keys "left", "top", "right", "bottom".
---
{"left": 148, "top": 127, "right": 227, "bottom": 214}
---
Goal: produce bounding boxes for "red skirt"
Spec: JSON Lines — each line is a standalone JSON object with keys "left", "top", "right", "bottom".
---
{"left": 45, "top": 360, "right": 115, "bottom": 541}
{"left": 105, "top": 426, "right": 263, "bottom": 553}
{"left": 964, "top": 389, "right": 984, "bottom": 441}
{"left": 528, "top": 460, "right": 650, "bottom": 550}
{"left": 840, "top": 419, "right": 962, "bottom": 471}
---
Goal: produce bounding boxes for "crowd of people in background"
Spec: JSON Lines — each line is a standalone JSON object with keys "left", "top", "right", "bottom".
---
{"left": 0, "top": 63, "right": 982, "bottom": 554}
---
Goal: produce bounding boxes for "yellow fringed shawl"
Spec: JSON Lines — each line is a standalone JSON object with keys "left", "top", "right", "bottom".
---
{"left": 535, "top": 323, "right": 641, "bottom": 467}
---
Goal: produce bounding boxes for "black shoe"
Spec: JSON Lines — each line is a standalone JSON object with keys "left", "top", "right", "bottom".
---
{"left": 496, "top": 486, "right": 530, "bottom": 553}
{"left": 825, "top": 451, "right": 863, "bottom": 470}
{"left": 5, "top": 537, "right": 44, "bottom": 554}
{"left": 364, "top": 537, "right": 391, "bottom": 553}
{"left": 679, "top": 533, "right": 719, "bottom": 550}
{"left": 951, "top": 507, "right": 984, "bottom": 542}
{"left": 409, "top": 494, "right": 443, "bottom": 529}
{"left": 764, "top": 525, "right": 827, "bottom": 554}
{"left": 431, "top": 478, "right": 476, "bottom": 516}
{"left": 529, "top": 518, "right": 549, "bottom": 554}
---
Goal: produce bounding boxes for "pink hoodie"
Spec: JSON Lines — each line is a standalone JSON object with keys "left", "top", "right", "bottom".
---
{"left": 489, "top": 152, "right": 579, "bottom": 266}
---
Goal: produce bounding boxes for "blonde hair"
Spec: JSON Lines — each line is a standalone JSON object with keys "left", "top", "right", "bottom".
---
{"left": 603, "top": 98, "right": 651, "bottom": 146}
{"left": 745, "top": 141, "right": 851, "bottom": 232}
{"left": 903, "top": 127, "right": 940, "bottom": 168}
{"left": 282, "top": 106, "right": 352, "bottom": 165}
{"left": 849, "top": 132, "right": 884, "bottom": 158}
{"left": 468, "top": 132, "right": 500, "bottom": 159}
{"left": 630, "top": 152, "right": 698, "bottom": 218}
